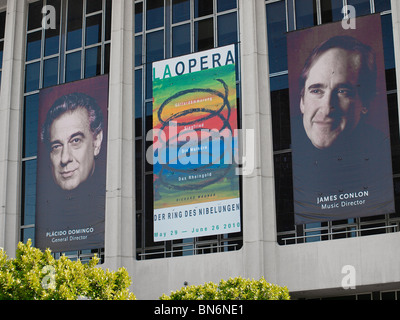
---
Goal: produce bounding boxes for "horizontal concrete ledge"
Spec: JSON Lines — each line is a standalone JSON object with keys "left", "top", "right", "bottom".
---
{"left": 291, "top": 281, "right": 400, "bottom": 300}
{"left": 276, "top": 232, "right": 400, "bottom": 296}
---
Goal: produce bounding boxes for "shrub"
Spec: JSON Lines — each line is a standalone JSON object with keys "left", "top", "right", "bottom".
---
{"left": 0, "top": 240, "right": 135, "bottom": 300}
{"left": 160, "top": 276, "right": 290, "bottom": 300}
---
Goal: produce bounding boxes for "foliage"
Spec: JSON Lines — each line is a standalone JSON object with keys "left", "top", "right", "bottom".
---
{"left": 160, "top": 276, "right": 290, "bottom": 300}
{"left": 0, "top": 240, "right": 136, "bottom": 300}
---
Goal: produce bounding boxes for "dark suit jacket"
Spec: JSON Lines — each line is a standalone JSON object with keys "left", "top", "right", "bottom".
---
{"left": 291, "top": 116, "right": 395, "bottom": 224}
{"left": 35, "top": 165, "right": 106, "bottom": 252}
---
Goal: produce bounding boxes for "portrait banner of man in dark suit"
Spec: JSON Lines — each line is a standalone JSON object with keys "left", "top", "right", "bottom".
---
{"left": 35, "top": 75, "right": 108, "bottom": 252}
{"left": 287, "top": 14, "right": 395, "bottom": 224}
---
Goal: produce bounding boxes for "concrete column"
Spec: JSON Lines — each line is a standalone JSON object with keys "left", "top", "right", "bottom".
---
{"left": 104, "top": 0, "right": 135, "bottom": 270}
{"left": 239, "top": 0, "right": 277, "bottom": 280}
{"left": 0, "top": 0, "right": 27, "bottom": 256}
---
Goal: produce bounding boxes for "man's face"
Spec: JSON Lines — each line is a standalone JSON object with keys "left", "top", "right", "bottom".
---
{"left": 49, "top": 107, "right": 103, "bottom": 190}
{"left": 300, "top": 48, "right": 364, "bottom": 149}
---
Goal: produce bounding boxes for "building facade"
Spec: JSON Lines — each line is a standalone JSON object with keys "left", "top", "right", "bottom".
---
{"left": 1, "top": 0, "right": 400, "bottom": 300}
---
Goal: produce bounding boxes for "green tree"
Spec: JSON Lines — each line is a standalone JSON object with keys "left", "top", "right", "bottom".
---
{"left": 160, "top": 276, "right": 290, "bottom": 300}
{"left": 0, "top": 240, "right": 135, "bottom": 300}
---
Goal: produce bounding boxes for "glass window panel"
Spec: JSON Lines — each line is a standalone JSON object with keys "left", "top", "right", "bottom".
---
{"left": 104, "top": 43, "right": 110, "bottom": 74}
{"left": 394, "top": 177, "right": 400, "bottom": 216}
{"left": 172, "top": 0, "right": 190, "bottom": 24}
{"left": 105, "top": 0, "right": 112, "bottom": 41}
{"left": 0, "top": 11, "right": 6, "bottom": 39}
{"left": 135, "top": 139, "right": 143, "bottom": 210}
{"left": 217, "top": 0, "right": 236, "bottom": 12}
{"left": 25, "top": 62, "right": 40, "bottom": 92}
{"left": 43, "top": 57, "right": 59, "bottom": 88}
{"left": 270, "top": 84, "right": 291, "bottom": 151}
{"left": 194, "top": 18, "right": 214, "bottom": 52}
{"left": 44, "top": 0, "right": 61, "bottom": 56}
{"left": 321, "top": 0, "right": 344, "bottom": 24}
{"left": 382, "top": 14, "right": 395, "bottom": 71}
{"left": 144, "top": 173, "right": 155, "bottom": 246}
{"left": 266, "top": 1, "right": 287, "bottom": 73}
{"left": 172, "top": 24, "right": 190, "bottom": 57}
{"left": 85, "top": 46, "right": 101, "bottom": 77}
{"left": 86, "top": 0, "right": 102, "bottom": 13}
{"left": 146, "top": 0, "right": 164, "bottom": 30}
{"left": 21, "top": 227, "right": 35, "bottom": 246}
{"left": 136, "top": 211, "right": 143, "bottom": 250}
{"left": 274, "top": 153, "right": 294, "bottom": 233}
{"left": 305, "top": 223, "right": 323, "bottom": 243}
{"left": 347, "top": 0, "right": 371, "bottom": 16}
{"left": 194, "top": 0, "right": 213, "bottom": 17}
{"left": 386, "top": 68, "right": 396, "bottom": 92}
{"left": 23, "top": 94, "right": 39, "bottom": 158}
{"left": 217, "top": 12, "right": 237, "bottom": 46}
{"left": 270, "top": 73, "right": 289, "bottom": 92}
{"left": 145, "top": 104, "right": 153, "bottom": 167}
{"left": 86, "top": 14, "right": 102, "bottom": 46}
{"left": 286, "top": 0, "right": 295, "bottom": 31}
{"left": 135, "top": 68, "right": 143, "bottom": 138}
{"left": 0, "top": 42, "right": 4, "bottom": 70}
{"left": 145, "top": 101, "right": 153, "bottom": 158}
{"left": 388, "top": 94, "right": 400, "bottom": 174}
{"left": 65, "top": 51, "right": 82, "bottom": 82}
{"left": 45, "top": 29, "right": 60, "bottom": 57}
{"left": 28, "top": 0, "right": 43, "bottom": 31}
{"left": 26, "top": 31, "right": 42, "bottom": 62}
{"left": 295, "top": 0, "right": 317, "bottom": 30}
{"left": 375, "top": 0, "right": 391, "bottom": 13}
{"left": 22, "top": 160, "right": 37, "bottom": 226}
{"left": 146, "top": 100, "right": 153, "bottom": 117}
{"left": 135, "top": 35, "right": 142, "bottom": 66}
{"left": 146, "top": 63, "right": 153, "bottom": 99}
{"left": 381, "top": 291, "right": 396, "bottom": 300}
{"left": 146, "top": 30, "right": 164, "bottom": 63}
{"left": 67, "top": 0, "right": 83, "bottom": 50}
{"left": 135, "top": 2, "right": 143, "bottom": 33}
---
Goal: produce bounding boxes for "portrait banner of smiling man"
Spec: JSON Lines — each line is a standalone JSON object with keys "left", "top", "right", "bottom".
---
{"left": 35, "top": 75, "right": 108, "bottom": 252}
{"left": 287, "top": 14, "right": 395, "bottom": 224}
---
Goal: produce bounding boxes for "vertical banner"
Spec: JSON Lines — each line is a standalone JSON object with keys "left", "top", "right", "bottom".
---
{"left": 152, "top": 45, "right": 241, "bottom": 241}
{"left": 287, "top": 15, "right": 395, "bottom": 224}
{"left": 35, "top": 75, "right": 108, "bottom": 251}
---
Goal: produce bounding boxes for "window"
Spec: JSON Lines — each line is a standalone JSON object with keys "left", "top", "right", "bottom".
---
{"left": 21, "top": 0, "right": 112, "bottom": 262}
{"left": 135, "top": 0, "right": 242, "bottom": 260}
{"left": 306, "top": 289, "right": 400, "bottom": 300}
{"left": 265, "top": 0, "right": 400, "bottom": 245}
{"left": 0, "top": 10, "right": 6, "bottom": 88}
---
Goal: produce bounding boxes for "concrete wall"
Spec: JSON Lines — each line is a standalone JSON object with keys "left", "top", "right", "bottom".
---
{"left": 0, "top": 0, "right": 26, "bottom": 256}
{"left": 1, "top": 0, "right": 400, "bottom": 300}
{"left": 104, "top": 0, "right": 135, "bottom": 272}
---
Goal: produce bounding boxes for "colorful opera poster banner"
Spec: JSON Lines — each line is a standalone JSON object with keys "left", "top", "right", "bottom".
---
{"left": 152, "top": 45, "right": 241, "bottom": 241}
{"left": 287, "top": 14, "right": 395, "bottom": 224}
{"left": 35, "top": 75, "right": 108, "bottom": 252}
